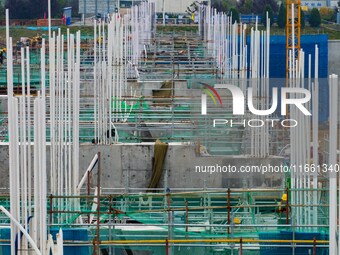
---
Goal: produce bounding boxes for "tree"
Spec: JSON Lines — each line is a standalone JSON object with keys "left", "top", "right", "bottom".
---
{"left": 229, "top": 8, "right": 240, "bottom": 23}
{"left": 211, "top": 0, "right": 229, "bottom": 12}
{"left": 309, "top": 8, "right": 321, "bottom": 27}
{"left": 0, "top": 1, "right": 4, "bottom": 19}
{"left": 5, "top": 0, "right": 63, "bottom": 19}
{"left": 301, "top": 10, "right": 305, "bottom": 29}
{"left": 253, "top": 0, "right": 279, "bottom": 14}
{"left": 237, "top": 0, "right": 253, "bottom": 14}
{"left": 262, "top": 5, "right": 274, "bottom": 27}
{"left": 320, "top": 7, "right": 336, "bottom": 21}
{"left": 69, "top": 0, "right": 80, "bottom": 17}
{"left": 277, "top": 3, "right": 286, "bottom": 28}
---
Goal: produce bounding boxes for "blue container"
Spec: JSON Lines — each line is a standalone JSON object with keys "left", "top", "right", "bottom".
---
{"left": 66, "top": 17, "right": 71, "bottom": 26}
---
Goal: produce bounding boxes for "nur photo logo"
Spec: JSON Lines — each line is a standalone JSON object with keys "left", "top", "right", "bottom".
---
{"left": 201, "top": 84, "right": 311, "bottom": 116}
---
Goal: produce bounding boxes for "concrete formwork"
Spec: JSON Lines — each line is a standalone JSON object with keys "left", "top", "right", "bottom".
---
{"left": 0, "top": 143, "right": 284, "bottom": 190}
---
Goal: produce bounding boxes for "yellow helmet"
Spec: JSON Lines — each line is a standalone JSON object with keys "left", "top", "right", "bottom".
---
{"left": 233, "top": 218, "right": 241, "bottom": 224}
{"left": 281, "top": 194, "right": 287, "bottom": 201}
{"left": 2, "top": 48, "right": 6, "bottom": 52}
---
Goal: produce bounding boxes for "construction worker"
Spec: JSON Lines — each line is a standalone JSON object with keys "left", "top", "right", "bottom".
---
{"left": 0, "top": 48, "right": 6, "bottom": 65}
{"left": 278, "top": 193, "right": 290, "bottom": 214}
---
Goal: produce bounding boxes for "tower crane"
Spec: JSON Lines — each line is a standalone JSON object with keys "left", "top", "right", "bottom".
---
{"left": 286, "top": 0, "right": 301, "bottom": 79}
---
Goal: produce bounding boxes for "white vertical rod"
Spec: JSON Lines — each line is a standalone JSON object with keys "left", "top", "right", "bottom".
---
{"left": 94, "top": 20, "right": 97, "bottom": 143}
{"left": 41, "top": 94, "right": 47, "bottom": 254}
{"left": 27, "top": 41, "right": 32, "bottom": 222}
{"left": 73, "top": 30, "right": 80, "bottom": 195}
{"left": 50, "top": 33, "right": 56, "bottom": 198}
{"left": 329, "top": 74, "right": 338, "bottom": 255}
{"left": 33, "top": 95, "right": 41, "bottom": 251}
{"left": 312, "top": 47, "right": 318, "bottom": 228}
{"left": 6, "top": 9, "right": 13, "bottom": 97}
{"left": 48, "top": 0, "right": 51, "bottom": 40}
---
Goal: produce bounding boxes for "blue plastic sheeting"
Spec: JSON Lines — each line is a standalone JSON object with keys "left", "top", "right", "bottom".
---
{"left": 245, "top": 34, "right": 329, "bottom": 121}
{"left": 0, "top": 228, "right": 10, "bottom": 255}
{"left": 0, "top": 228, "right": 89, "bottom": 255}
{"left": 269, "top": 35, "right": 328, "bottom": 122}
{"left": 244, "top": 35, "right": 328, "bottom": 78}
{"left": 259, "top": 231, "right": 328, "bottom": 255}
{"left": 268, "top": 35, "right": 328, "bottom": 78}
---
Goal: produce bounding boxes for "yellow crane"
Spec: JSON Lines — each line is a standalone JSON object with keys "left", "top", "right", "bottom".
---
{"left": 286, "top": 0, "right": 301, "bottom": 79}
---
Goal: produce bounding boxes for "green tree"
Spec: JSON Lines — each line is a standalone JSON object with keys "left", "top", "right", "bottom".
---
{"left": 211, "top": 0, "right": 229, "bottom": 12}
{"left": 253, "top": 0, "right": 278, "bottom": 14}
{"left": 277, "top": 3, "right": 286, "bottom": 28}
{"left": 301, "top": 10, "right": 305, "bottom": 29}
{"left": 309, "top": 8, "right": 321, "bottom": 27}
{"left": 0, "top": 1, "right": 4, "bottom": 19}
{"left": 5, "top": 0, "right": 62, "bottom": 19}
{"left": 237, "top": 0, "right": 253, "bottom": 14}
{"left": 262, "top": 5, "right": 274, "bottom": 27}
{"left": 229, "top": 8, "right": 240, "bottom": 23}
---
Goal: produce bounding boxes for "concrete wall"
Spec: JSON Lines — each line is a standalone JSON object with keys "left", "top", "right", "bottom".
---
{"left": 0, "top": 143, "right": 284, "bottom": 191}
{"left": 78, "top": 0, "right": 195, "bottom": 14}
{"left": 154, "top": 0, "right": 195, "bottom": 14}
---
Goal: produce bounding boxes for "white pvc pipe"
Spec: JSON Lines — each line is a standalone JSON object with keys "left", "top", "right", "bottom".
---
{"left": 77, "top": 154, "right": 98, "bottom": 192}
{"left": 48, "top": 0, "right": 51, "bottom": 40}
{"left": 329, "top": 74, "right": 338, "bottom": 255}
{"left": 57, "top": 228, "right": 63, "bottom": 255}
{"left": 311, "top": 51, "right": 318, "bottom": 229}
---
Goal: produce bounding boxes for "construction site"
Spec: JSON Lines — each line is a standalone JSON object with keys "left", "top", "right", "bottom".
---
{"left": 0, "top": 0, "right": 340, "bottom": 254}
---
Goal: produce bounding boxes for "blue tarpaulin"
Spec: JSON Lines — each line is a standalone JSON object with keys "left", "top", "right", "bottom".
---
{"left": 268, "top": 35, "right": 328, "bottom": 78}
{"left": 245, "top": 34, "right": 328, "bottom": 121}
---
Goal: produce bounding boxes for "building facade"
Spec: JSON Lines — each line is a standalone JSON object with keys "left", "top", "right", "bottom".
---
{"left": 78, "top": 0, "right": 196, "bottom": 15}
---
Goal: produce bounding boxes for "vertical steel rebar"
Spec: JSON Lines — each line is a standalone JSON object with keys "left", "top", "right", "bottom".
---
{"left": 227, "top": 188, "right": 231, "bottom": 234}
{"left": 239, "top": 238, "right": 243, "bottom": 255}
{"left": 96, "top": 152, "right": 101, "bottom": 255}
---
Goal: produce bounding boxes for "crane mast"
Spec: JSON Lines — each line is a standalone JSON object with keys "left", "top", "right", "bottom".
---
{"left": 286, "top": 0, "right": 301, "bottom": 79}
